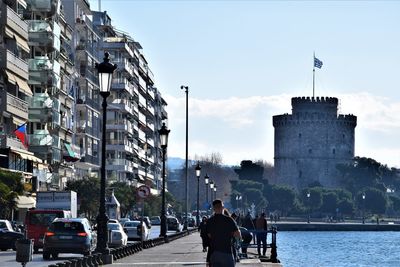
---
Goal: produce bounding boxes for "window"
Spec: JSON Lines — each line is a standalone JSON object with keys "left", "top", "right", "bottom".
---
{"left": 87, "top": 110, "right": 92, "bottom": 127}
{"left": 333, "top": 149, "right": 336, "bottom": 154}
{"left": 87, "top": 138, "right": 92, "bottom": 155}
{"left": 308, "top": 149, "right": 312, "bottom": 154}
{"left": 299, "top": 133, "right": 302, "bottom": 138}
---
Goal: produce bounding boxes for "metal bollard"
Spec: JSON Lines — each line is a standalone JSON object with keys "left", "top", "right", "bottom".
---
{"left": 16, "top": 238, "right": 33, "bottom": 265}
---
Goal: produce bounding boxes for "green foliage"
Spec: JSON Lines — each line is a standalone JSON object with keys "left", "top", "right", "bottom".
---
{"left": 0, "top": 169, "right": 24, "bottom": 219}
{"left": 389, "top": 195, "right": 400, "bottom": 213}
{"left": 112, "top": 182, "right": 137, "bottom": 218}
{"left": 337, "top": 199, "right": 355, "bottom": 215}
{"left": 65, "top": 177, "right": 100, "bottom": 220}
{"left": 320, "top": 192, "right": 339, "bottom": 214}
{"left": 234, "top": 160, "right": 264, "bottom": 182}
{"left": 357, "top": 187, "right": 388, "bottom": 215}
{"left": 301, "top": 187, "right": 323, "bottom": 211}
{"left": 243, "top": 188, "right": 267, "bottom": 210}
{"left": 267, "top": 185, "right": 296, "bottom": 215}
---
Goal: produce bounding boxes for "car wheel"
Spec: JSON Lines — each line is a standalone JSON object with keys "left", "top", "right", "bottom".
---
{"left": 43, "top": 251, "right": 51, "bottom": 260}
{"left": 12, "top": 240, "right": 17, "bottom": 251}
{"left": 83, "top": 250, "right": 91, "bottom": 256}
{"left": 51, "top": 252, "right": 58, "bottom": 259}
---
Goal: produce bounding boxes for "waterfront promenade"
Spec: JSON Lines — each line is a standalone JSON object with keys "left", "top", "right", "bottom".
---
{"left": 106, "top": 232, "right": 282, "bottom": 267}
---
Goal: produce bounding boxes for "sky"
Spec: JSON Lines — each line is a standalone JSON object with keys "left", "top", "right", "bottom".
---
{"left": 89, "top": 0, "right": 400, "bottom": 168}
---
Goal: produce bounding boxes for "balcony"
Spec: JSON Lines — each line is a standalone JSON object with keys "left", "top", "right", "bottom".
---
{"left": 0, "top": 91, "right": 28, "bottom": 120}
{"left": 112, "top": 78, "right": 138, "bottom": 97}
{"left": 0, "top": 49, "right": 29, "bottom": 80}
{"left": 79, "top": 67, "right": 99, "bottom": 85}
{"left": 28, "top": 130, "right": 60, "bottom": 155}
{"left": 109, "top": 99, "right": 134, "bottom": 115}
{"left": 106, "top": 159, "right": 134, "bottom": 173}
{"left": 76, "top": 41, "right": 96, "bottom": 59}
{"left": 28, "top": 94, "right": 59, "bottom": 122}
{"left": 0, "top": 134, "right": 26, "bottom": 150}
{"left": 138, "top": 111, "right": 147, "bottom": 127}
{"left": 106, "top": 119, "right": 131, "bottom": 132}
{"left": 76, "top": 97, "right": 100, "bottom": 111}
{"left": 28, "top": 20, "right": 60, "bottom": 52}
{"left": 28, "top": 57, "right": 60, "bottom": 88}
{"left": 106, "top": 139, "right": 134, "bottom": 154}
{"left": 2, "top": 4, "right": 28, "bottom": 40}
{"left": 27, "top": 0, "right": 59, "bottom": 17}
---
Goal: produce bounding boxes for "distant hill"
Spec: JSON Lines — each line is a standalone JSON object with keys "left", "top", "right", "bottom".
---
{"left": 167, "top": 157, "right": 187, "bottom": 170}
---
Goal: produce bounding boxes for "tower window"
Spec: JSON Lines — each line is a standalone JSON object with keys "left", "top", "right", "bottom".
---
{"left": 308, "top": 149, "right": 312, "bottom": 154}
{"left": 333, "top": 149, "right": 336, "bottom": 154}
{"left": 299, "top": 133, "right": 302, "bottom": 138}
{"left": 343, "top": 134, "right": 345, "bottom": 139}
{"left": 299, "top": 171, "right": 302, "bottom": 178}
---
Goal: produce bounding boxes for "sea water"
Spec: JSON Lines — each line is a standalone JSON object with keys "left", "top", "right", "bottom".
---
{"left": 276, "top": 231, "right": 400, "bottom": 267}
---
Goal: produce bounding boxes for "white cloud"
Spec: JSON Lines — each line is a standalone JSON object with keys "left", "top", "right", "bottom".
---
{"left": 164, "top": 93, "right": 400, "bottom": 168}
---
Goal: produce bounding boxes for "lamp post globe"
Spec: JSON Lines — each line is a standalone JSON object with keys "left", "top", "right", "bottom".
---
{"left": 214, "top": 185, "right": 217, "bottom": 200}
{"left": 95, "top": 52, "right": 116, "bottom": 255}
{"left": 195, "top": 162, "right": 201, "bottom": 226}
{"left": 159, "top": 122, "right": 170, "bottom": 239}
{"left": 204, "top": 174, "right": 209, "bottom": 211}
{"left": 209, "top": 181, "right": 214, "bottom": 202}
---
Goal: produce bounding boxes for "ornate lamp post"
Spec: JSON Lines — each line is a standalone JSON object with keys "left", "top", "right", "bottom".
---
{"left": 214, "top": 185, "right": 217, "bottom": 200}
{"left": 209, "top": 180, "right": 214, "bottom": 202}
{"left": 95, "top": 52, "right": 117, "bottom": 255}
{"left": 159, "top": 123, "right": 170, "bottom": 239}
{"left": 204, "top": 174, "right": 209, "bottom": 207}
{"left": 195, "top": 162, "right": 201, "bottom": 226}
{"left": 307, "top": 192, "right": 311, "bottom": 223}
{"left": 362, "top": 193, "right": 366, "bottom": 224}
{"left": 181, "top": 85, "right": 189, "bottom": 232}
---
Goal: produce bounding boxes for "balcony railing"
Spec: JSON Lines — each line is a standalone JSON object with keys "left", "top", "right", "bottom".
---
{"left": 4, "top": 5, "right": 28, "bottom": 39}
{"left": 0, "top": 91, "right": 28, "bottom": 119}
{"left": 28, "top": 131, "right": 57, "bottom": 147}
{"left": 27, "top": 0, "right": 59, "bottom": 17}
{"left": 28, "top": 20, "right": 60, "bottom": 52}
{"left": 28, "top": 57, "right": 60, "bottom": 88}
{"left": 1, "top": 50, "right": 29, "bottom": 79}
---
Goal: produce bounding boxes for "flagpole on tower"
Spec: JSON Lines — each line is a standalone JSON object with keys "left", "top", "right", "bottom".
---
{"left": 313, "top": 51, "right": 316, "bottom": 98}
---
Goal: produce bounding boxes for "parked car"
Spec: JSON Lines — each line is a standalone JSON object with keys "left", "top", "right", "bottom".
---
{"left": 141, "top": 216, "right": 152, "bottom": 229}
{"left": 119, "top": 218, "right": 130, "bottom": 225}
{"left": 123, "top": 220, "right": 150, "bottom": 241}
{"left": 108, "top": 219, "right": 118, "bottom": 223}
{"left": 42, "top": 218, "right": 96, "bottom": 259}
{"left": 167, "top": 216, "right": 183, "bottom": 232}
{"left": 0, "top": 220, "right": 23, "bottom": 251}
{"left": 107, "top": 222, "right": 128, "bottom": 248}
{"left": 150, "top": 216, "right": 161, "bottom": 225}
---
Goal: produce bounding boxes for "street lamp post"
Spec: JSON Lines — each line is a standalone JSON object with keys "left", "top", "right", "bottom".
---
{"left": 195, "top": 162, "right": 201, "bottom": 226}
{"left": 204, "top": 174, "right": 209, "bottom": 208}
{"left": 214, "top": 185, "right": 217, "bottom": 200}
{"left": 159, "top": 123, "right": 170, "bottom": 239}
{"left": 181, "top": 85, "right": 189, "bottom": 232}
{"left": 362, "top": 193, "right": 366, "bottom": 224}
{"left": 209, "top": 181, "right": 214, "bottom": 202}
{"left": 95, "top": 52, "right": 117, "bottom": 255}
{"left": 307, "top": 192, "right": 311, "bottom": 223}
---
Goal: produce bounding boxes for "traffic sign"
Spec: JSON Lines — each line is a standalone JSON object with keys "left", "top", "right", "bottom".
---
{"left": 137, "top": 185, "right": 151, "bottom": 199}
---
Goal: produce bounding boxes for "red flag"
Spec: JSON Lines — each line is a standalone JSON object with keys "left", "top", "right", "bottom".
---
{"left": 14, "top": 123, "right": 28, "bottom": 148}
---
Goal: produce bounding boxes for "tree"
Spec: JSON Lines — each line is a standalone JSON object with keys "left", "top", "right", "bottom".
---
{"left": 235, "top": 160, "right": 264, "bottom": 183}
{"left": 65, "top": 177, "right": 100, "bottom": 220}
{"left": 358, "top": 188, "right": 388, "bottom": 215}
{"left": 301, "top": 187, "right": 323, "bottom": 211}
{"left": 0, "top": 169, "right": 24, "bottom": 219}
{"left": 337, "top": 199, "right": 355, "bottom": 216}
{"left": 320, "top": 192, "right": 339, "bottom": 214}
{"left": 267, "top": 185, "right": 296, "bottom": 215}
{"left": 112, "top": 182, "right": 137, "bottom": 218}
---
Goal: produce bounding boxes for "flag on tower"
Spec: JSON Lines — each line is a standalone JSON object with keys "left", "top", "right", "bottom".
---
{"left": 314, "top": 57, "right": 323, "bottom": 69}
{"left": 14, "top": 123, "right": 28, "bottom": 148}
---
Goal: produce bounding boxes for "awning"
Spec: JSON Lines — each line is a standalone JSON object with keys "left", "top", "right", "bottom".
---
{"left": 14, "top": 75, "right": 33, "bottom": 96}
{"left": 15, "top": 195, "right": 36, "bottom": 209}
{"left": 12, "top": 116, "right": 26, "bottom": 127}
{"left": 64, "top": 143, "right": 80, "bottom": 162}
{"left": 5, "top": 70, "right": 16, "bottom": 85}
{"left": 11, "top": 148, "right": 43, "bottom": 163}
{"left": 13, "top": 33, "right": 30, "bottom": 53}
{"left": 5, "top": 71, "right": 32, "bottom": 96}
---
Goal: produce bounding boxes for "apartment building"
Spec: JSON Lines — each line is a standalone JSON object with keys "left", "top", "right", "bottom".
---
{"left": 0, "top": 0, "right": 43, "bottom": 184}
{"left": 92, "top": 11, "right": 168, "bottom": 194}
{"left": 62, "top": 0, "right": 101, "bottom": 180}
{"left": 25, "top": 0, "right": 78, "bottom": 190}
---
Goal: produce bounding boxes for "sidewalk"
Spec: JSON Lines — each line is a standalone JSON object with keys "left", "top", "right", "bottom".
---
{"left": 106, "top": 232, "right": 282, "bottom": 267}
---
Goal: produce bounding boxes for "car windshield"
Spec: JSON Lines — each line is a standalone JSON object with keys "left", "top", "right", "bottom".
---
{"left": 108, "top": 223, "right": 121, "bottom": 230}
{"left": 124, "top": 222, "right": 139, "bottom": 227}
{"left": 29, "top": 213, "right": 62, "bottom": 226}
{"left": 50, "top": 221, "right": 84, "bottom": 232}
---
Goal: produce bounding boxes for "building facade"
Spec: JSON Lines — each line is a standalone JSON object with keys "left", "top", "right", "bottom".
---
{"left": 273, "top": 96, "right": 357, "bottom": 190}
{"left": 1, "top": 1, "right": 168, "bottom": 194}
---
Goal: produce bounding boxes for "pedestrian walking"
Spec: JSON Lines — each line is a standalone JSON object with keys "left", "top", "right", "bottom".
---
{"left": 255, "top": 213, "right": 268, "bottom": 257}
{"left": 206, "top": 199, "right": 241, "bottom": 267}
{"left": 199, "top": 216, "right": 209, "bottom": 252}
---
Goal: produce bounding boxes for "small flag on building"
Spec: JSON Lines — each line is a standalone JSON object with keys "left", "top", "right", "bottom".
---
{"left": 314, "top": 57, "right": 323, "bottom": 69}
{"left": 14, "top": 123, "right": 28, "bottom": 148}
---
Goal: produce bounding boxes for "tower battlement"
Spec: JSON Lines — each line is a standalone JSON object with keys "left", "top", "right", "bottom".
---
{"left": 291, "top": 96, "right": 338, "bottom": 105}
